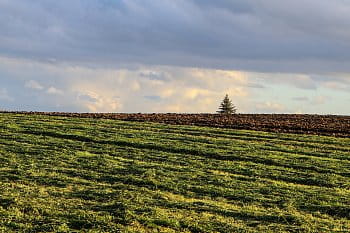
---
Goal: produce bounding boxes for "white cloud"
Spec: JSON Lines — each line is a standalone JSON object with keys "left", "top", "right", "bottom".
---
{"left": 253, "top": 73, "right": 317, "bottom": 90}
{"left": 311, "top": 95, "right": 329, "bottom": 105}
{"left": 183, "top": 88, "right": 212, "bottom": 100}
{"left": 255, "top": 102, "right": 286, "bottom": 113}
{"left": 47, "top": 87, "right": 64, "bottom": 95}
{"left": 292, "top": 96, "right": 309, "bottom": 102}
{"left": 76, "top": 91, "right": 121, "bottom": 112}
{"left": 0, "top": 88, "right": 13, "bottom": 102}
{"left": 25, "top": 80, "right": 44, "bottom": 90}
{"left": 130, "top": 81, "right": 141, "bottom": 91}
{"left": 76, "top": 91, "right": 122, "bottom": 112}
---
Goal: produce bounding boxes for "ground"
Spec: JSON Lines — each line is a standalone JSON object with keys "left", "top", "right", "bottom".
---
{"left": 0, "top": 113, "right": 349, "bottom": 232}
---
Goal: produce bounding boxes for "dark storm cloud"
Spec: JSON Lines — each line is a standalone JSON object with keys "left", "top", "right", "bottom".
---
{"left": 1, "top": 0, "right": 350, "bottom": 72}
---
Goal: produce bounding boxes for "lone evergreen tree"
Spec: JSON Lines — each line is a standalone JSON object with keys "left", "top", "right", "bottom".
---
{"left": 217, "top": 94, "right": 237, "bottom": 114}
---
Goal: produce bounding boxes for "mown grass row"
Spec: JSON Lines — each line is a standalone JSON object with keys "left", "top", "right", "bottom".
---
{"left": 0, "top": 114, "right": 349, "bottom": 232}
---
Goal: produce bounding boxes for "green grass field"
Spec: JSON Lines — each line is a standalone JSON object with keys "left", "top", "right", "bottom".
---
{"left": 0, "top": 113, "right": 349, "bottom": 233}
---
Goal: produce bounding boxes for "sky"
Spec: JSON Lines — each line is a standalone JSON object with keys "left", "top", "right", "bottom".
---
{"left": 0, "top": 0, "right": 349, "bottom": 114}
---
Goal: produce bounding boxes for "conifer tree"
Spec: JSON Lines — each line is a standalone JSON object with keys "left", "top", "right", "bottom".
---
{"left": 217, "top": 94, "right": 237, "bottom": 114}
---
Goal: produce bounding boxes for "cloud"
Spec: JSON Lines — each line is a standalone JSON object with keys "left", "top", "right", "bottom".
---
{"left": 25, "top": 80, "right": 44, "bottom": 90}
{"left": 0, "top": 56, "right": 252, "bottom": 113}
{"left": 1, "top": 1, "right": 350, "bottom": 73}
{"left": 245, "top": 83, "right": 265, "bottom": 89}
{"left": 139, "top": 71, "right": 169, "bottom": 81}
{"left": 47, "top": 87, "right": 64, "bottom": 95}
{"left": 292, "top": 95, "right": 330, "bottom": 105}
{"left": 311, "top": 96, "right": 329, "bottom": 105}
{"left": 0, "top": 88, "right": 13, "bottom": 102}
{"left": 144, "top": 95, "right": 162, "bottom": 101}
{"left": 0, "top": 55, "right": 348, "bottom": 114}
{"left": 76, "top": 92, "right": 121, "bottom": 112}
{"left": 292, "top": 95, "right": 330, "bottom": 106}
{"left": 183, "top": 88, "right": 212, "bottom": 100}
{"left": 292, "top": 97, "right": 309, "bottom": 102}
{"left": 255, "top": 102, "right": 286, "bottom": 113}
{"left": 255, "top": 73, "right": 318, "bottom": 90}
{"left": 77, "top": 94, "right": 98, "bottom": 103}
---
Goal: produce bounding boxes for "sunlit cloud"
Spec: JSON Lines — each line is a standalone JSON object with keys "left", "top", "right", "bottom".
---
{"left": 0, "top": 56, "right": 348, "bottom": 114}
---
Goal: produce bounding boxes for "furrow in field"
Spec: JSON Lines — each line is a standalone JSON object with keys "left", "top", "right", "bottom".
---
{"left": 5, "top": 119, "right": 348, "bottom": 166}
{"left": 14, "top": 127, "right": 350, "bottom": 181}
{"left": 6, "top": 114, "right": 350, "bottom": 148}
{"left": 10, "top": 118, "right": 350, "bottom": 162}
{"left": 1, "top": 124, "right": 347, "bottom": 185}
{"left": 2, "top": 128, "right": 349, "bottom": 191}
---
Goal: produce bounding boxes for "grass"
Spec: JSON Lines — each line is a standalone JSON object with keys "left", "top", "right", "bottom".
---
{"left": 0, "top": 113, "right": 349, "bottom": 232}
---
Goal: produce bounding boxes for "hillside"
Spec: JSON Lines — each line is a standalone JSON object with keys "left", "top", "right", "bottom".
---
{"left": 0, "top": 113, "right": 349, "bottom": 232}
